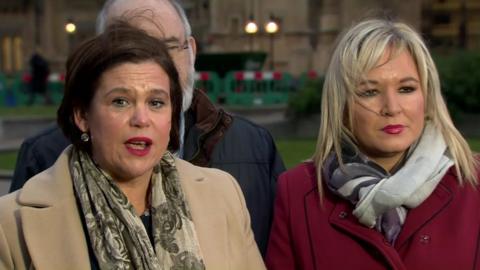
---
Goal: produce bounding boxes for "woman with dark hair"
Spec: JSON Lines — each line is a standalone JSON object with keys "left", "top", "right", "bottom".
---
{"left": 0, "top": 21, "right": 265, "bottom": 270}
{"left": 266, "top": 19, "right": 480, "bottom": 270}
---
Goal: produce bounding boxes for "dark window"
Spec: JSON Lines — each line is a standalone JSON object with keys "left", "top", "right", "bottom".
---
{"left": 231, "top": 17, "right": 239, "bottom": 34}
{"left": 433, "top": 13, "right": 451, "bottom": 24}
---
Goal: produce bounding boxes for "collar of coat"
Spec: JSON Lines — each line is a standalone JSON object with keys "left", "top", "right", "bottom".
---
{"left": 184, "top": 89, "right": 233, "bottom": 166}
{"left": 299, "top": 162, "right": 459, "bottom": 270}
{"left": 15, "top": 146, "right": 206, "bottom": 269}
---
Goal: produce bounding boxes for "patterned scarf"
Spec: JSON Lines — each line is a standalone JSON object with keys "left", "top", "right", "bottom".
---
{"left": 324, "top": 122, "right": 453, "bottom": 244}
{"left": 70, "top": 148, "right": 205, "bottom": 270}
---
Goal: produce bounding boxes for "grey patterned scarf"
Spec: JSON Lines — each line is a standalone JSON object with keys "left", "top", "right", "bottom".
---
{"left": 70, "top": 148, "right": 205, "bottom": 270}
{"left": 324, "top": 123, "right": 453, "bottom": 244}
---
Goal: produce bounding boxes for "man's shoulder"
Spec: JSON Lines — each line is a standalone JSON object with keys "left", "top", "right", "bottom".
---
{"left": 230, "top": 114, "right": 267, "bottom": 129}
{"left": 21, "top": 124, "right": 69, "bottom": 150}
{"left": 190, "top": 89, "right": 273, "bottom": 142}
{"left": 227, "top": 115, "right": 274, "bottom": 142}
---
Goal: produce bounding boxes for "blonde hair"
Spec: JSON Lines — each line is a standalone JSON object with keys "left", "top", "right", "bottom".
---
{"left": 313, "top": 19, "right": 478, "bottom": 197}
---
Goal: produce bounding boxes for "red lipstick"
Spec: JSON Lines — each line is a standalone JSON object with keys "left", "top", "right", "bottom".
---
{"left": 382, "top": 125, "right": 404, "bottom": 135}
{"left": 125, "top": 137, "right": 152, "bottom": 157}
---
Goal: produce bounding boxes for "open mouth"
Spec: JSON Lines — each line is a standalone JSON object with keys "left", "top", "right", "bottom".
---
{"left": 126, "top": 141, "right": 151, "bottom": 149}
{"left": 125, "top": 137, "right": 153, "bottom": 156}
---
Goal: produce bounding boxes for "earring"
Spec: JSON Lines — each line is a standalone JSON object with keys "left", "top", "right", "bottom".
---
{"left": 80, "top": 132, "right": 90, "bottom": 142}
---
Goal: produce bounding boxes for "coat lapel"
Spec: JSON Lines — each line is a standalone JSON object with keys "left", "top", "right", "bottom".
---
{"left": 17, "top": 147, "right": 90, "bottom": 269}
{"left": 302, "top": 164, "right": 456, "bottom": 270}
{"left": 302, "top": 164, "right": 406, "bottom": 269}
{"left": 325, "top": 171, "right": 455, "bottom": 269}
{"left": 394, "top": 173, "right": 454, "bottom": 249}
{"left": 327, "top": 200, "right": 407, "bottom": 270}
{"left": 175, "top": 158, "right": 228, "bottom": 268}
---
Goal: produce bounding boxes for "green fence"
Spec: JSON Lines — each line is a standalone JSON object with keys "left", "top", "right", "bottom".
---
{"left": 298, "top": 70, "right": 322, "bottom": 88}
{"left": 2, "top": 73, "right": 65, "bottom": 106}
{"left": 0, "top": 72, "right": 6, "bottom": 106}
{"left": 193, "top": 71, "right": 223, "bottom": 103}
{"left": 11, "top": 73, "right": 30, "bottom": 105}
{"left": 223, "top": 71, "right": 294, "bottom": 106}
{"left": 48, "top": 73, "right": 65, "bottom": 104}
{"left": 1, "top": 71, "right": 299, "bottom": 107}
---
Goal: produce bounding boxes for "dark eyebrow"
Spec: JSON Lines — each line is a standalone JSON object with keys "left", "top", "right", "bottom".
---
{"left": 358, "top": 77, "right": 420, "bottom": 86}
{"left": 104, "top": 87, "right": 130, "bottom": 97}
{"left": 150, "top": 88, "right": 170, "bottom": 97}
{"left": 358, "top": 80, "right": 378, "bottom": 86}
{"left": 399, "top": 77, "right": 420, "bottom": 83}
{"left": 103, "top": 88, "right": 169, "bottom": 97}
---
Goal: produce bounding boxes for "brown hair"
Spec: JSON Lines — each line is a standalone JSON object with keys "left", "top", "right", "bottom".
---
{"left": 57, "top": 20, "right": 182, "bottom": 152}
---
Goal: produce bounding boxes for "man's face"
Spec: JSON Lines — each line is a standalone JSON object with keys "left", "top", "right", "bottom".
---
{"left": 107, "top": 0, "right": 196, "bottom": 111}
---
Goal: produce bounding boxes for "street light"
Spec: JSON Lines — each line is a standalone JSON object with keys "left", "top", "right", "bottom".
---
{"left": 265, "top": 14, "right": 279, "bottom": 70}
{"left": 265, "top": 20, "right": 279, "bottom": 34}
{"left": 65, "top": 19, "right": 76, "bottom": 53}
{"left": 244, "top": 15, "right": 258, "bottom": 51}
{"left": 65, "top": 22, "right": 76, "bottom": 34}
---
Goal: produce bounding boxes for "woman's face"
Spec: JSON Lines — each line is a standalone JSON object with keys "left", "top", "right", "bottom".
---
{"left": 75, "top": 61, "right": 172, "bottom": 183}
{"left": 350, "top": 49, "right": 425, "bottom": 171}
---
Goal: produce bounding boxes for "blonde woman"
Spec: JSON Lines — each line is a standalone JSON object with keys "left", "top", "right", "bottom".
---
{"left": 266, "top": 19, "right": 479, "bottom": 270}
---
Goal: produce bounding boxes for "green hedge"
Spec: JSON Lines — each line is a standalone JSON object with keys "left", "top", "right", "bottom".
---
{"left": 287, "top": 77, "right": 324, "bottom": 117}
{"left": 436, "top": 51, "right": 480, "bottom": 116}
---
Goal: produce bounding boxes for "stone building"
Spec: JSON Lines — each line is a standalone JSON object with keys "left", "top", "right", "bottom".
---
{"left": 0, "top": 0, "right": 479, "bottom": 76}
{"left": 0, "top": 0, "right": 102, "bottom": 74}
{"left": 422, "top": 0, "right": 480, "bottom": 49}
{"left": 184, "top": 0, "right": 422, "bottom": 75}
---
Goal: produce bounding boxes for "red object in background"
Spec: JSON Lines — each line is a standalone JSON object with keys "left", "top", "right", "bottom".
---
{"left": 200, "top": 72, "right": 210, "bottom": 81}
{"left": 307, "top": 70, "right": 318, "bottom": 79}
{"left": 22, "top": 73, "right": 32, "bottom": 83}
{"left": 234, "top": 72, "right": 244, "bottom": 81}
{"left": 254, "top": 71, "right": 263, "bottom": 81}
{"left": 273, "top": 71, "right": 282, "bottom": 80}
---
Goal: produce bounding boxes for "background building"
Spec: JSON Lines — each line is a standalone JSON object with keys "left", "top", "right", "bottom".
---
{"left": 422, "top": 0, "right": 480, "bottom": 49}
{"left": 184, "top": 0, "right": 423, "bottom": 75}
{"left": 0, "top": 0, "right": 478, "bottom": 76}
{"left": 0, "top": 0, "right": 102, "bottom": 74}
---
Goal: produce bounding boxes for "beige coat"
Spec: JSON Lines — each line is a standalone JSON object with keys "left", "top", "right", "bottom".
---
{"left": 0, "top": 147, "right": 265, "bottom": 270}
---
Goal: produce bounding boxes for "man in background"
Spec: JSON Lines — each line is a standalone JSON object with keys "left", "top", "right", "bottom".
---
{"left": 27, "top": 49, "right": 51, "bottom": 105}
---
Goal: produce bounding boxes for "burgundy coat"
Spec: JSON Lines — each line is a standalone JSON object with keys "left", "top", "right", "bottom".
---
{"left": 266, "top": 162, "right": 480, "bottom": 270}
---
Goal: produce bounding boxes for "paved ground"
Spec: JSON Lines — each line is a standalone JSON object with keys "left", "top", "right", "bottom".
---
{"left": 0, "top": 138, "right": 23, "bottom": 152}
{"left": 0, "top": 179, "right": 10, "bottom": 196}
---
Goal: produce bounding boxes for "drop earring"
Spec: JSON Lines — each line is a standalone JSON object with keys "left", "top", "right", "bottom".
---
{"left": 80, "top": 132, "right": 90, "bottom": 142}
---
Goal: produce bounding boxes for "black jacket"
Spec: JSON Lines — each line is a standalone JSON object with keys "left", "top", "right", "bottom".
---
{"left": 10, "top": 89, "right": 285, "bottom": 256}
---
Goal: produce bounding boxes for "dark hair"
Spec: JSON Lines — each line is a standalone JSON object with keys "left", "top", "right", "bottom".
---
{"left": 57, "top": 20, "right": 182, "bottom": 152}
